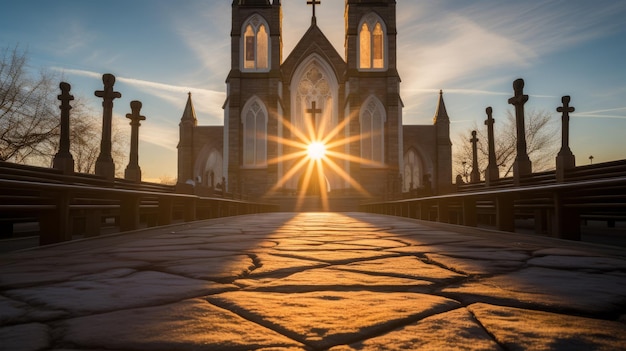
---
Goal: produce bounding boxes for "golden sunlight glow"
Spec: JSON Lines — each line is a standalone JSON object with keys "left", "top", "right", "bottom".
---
{"left": 307, "top": 141, "right": 326, "bottom": 161}
{"left": 265, "top": 107, "right": 375, "bottom": 211}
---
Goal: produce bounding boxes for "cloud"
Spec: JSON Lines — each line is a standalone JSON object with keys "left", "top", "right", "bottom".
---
{"left": 574, "top": 107, "right": 626, "bottom": 119}
{"left": 51, "top": 67, "right": 226, "bottom": 123}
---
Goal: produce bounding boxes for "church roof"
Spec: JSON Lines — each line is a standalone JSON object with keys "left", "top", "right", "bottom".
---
{"left": 181, "top": 92, "right": 197, "bottom": 124}
{"left": 433, "top": 90, "right": 450, "bottom": 124}
{"left": 281, "top": 22, "right": 345, "bottom": 83}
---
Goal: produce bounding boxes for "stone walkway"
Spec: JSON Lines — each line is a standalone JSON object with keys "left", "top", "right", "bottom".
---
{"left": 1, "top": 212, "right": 626, "bottom": 350}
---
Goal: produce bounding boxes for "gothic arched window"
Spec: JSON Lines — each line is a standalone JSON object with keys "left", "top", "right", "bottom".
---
{"left": 242, "top": 15, "right": 270, "bottom": 71}
{"left": 360, "top": 97, "right": 386, "bottom": 165}
{"left": 403, "top": 148, "right": 422, "bottom": 192}
{"left": 358, "top": 14, "right": 386, "bottom": 70}
{"left": 242, "top": 98, "right": 267, "bottom": 167}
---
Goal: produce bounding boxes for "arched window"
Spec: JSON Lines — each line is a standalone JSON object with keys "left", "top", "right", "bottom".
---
{"left": 242, "top": 15, "right": 270, "bottom": 71}
{"left": 242, "top": 98, "right": 267, "bottom": 167}
{"left": 360, "top": 97, "right": 385, "bottom": 165}
{"left": 403, "top": 149, "right": 422, "bottom": 192}
{"left": 358, "top": 14, "right": 386, "bottom": 70}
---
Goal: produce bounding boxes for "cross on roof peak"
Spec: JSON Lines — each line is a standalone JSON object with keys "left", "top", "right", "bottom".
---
{"left": 307, "top": 0, "right": 320, "bottom": 25}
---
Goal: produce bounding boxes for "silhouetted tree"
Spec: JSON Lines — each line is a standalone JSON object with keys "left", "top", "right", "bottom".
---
{"left": 0, "top": 46, "right": 58, "bottom": 163}
{"left": 454, "top": 109, "right": 558, "bottom": 180}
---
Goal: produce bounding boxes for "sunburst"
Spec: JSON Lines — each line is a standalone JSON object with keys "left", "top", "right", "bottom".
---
{"left": 265, "top": 107, "right": 381, "bottom": 211}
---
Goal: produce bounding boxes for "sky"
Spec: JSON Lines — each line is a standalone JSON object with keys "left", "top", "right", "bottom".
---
{"left": 1, "top": 1, "right": 625, "bottom": 182}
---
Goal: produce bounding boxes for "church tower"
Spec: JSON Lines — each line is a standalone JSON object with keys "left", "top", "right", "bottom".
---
{"left": 224, "top": 0, "right": 282, "bottom": 196}
{"left": 344, "top": 0, "right": 403, "bottom": 197}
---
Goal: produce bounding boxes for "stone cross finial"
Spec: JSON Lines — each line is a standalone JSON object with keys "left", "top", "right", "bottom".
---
{"left": 557, "top": 96, "right": 575, "bottom": 152}
{"left": 124, "top": 101, "right": 146, "bottom": 182}
{"left": 94, "top": 73, "right": 122, "bottom": 180}
{"left": 306, "top": 101, "right": 322, "bottom": 132}
{"left": 484, "top": 106, "right": 499, "bottom": 184}
{"left": 307, "top": 0, "right": 320, "bottom": 25}
{"left": 52, "top": 82, "right": 75, "bottom": 174}
{"left": 470, "top": 130, "right": 480, "bottom": 183}
{"left": 556, "top": 95, "right": 576, "bottom": 181}
{"left": 507, "top": 78, "right": 532, "bottom": 183}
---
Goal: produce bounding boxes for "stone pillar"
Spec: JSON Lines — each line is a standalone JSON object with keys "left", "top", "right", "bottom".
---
{"left": 507, "top": 78, "right": 532, "bottom": 184}
{"left": 484, "top": 106, "right": 499, "bottom": 185}
{"left": 470, "top": 130, "right": 480, "bottom": 183}
{"left": 52, "top": 82, "right": 75, "bottom": 174}
{"left": 124, "top": 101, "right": 146, "bottom": 182}
{"left": 556, "top": 96, "right": 576, "bottom": 182}
{"left": 94, "top": 73, "right": 122, "bottom": 180}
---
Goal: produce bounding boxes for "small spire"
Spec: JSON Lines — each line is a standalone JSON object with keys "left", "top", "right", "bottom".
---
{"left": 433, "top": 90, "right": 450, "bottom": 124}
{"left": 181, "top": 92, "right": 197, "bottom": 123}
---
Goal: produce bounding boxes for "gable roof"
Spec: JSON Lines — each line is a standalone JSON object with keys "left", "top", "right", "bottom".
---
{"left": 281, "top": 23, "right": 346, "bottom": 84}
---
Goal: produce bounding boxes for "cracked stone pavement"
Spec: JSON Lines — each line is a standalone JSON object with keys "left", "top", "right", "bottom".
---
{"left": 1, "top": 212, "right": 626, "bottom": 350}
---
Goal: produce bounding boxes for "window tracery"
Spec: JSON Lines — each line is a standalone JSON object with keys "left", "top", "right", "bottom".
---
{"left": 243, "top": 15, "right": 269, "bottom": 71}
{"left": 358, "top": 14, "right": 386, "bottom": 70}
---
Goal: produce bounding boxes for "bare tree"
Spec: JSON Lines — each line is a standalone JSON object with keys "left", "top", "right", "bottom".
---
{"left": 454, "top": 108, "right": 559, "bottom": 180}
{"left": 0, "top": 46, "right": 58, "bottom": 163}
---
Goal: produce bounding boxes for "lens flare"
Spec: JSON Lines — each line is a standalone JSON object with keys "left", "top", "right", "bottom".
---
{"left": 307, "top": 141, "right": 326, "bottom": 160}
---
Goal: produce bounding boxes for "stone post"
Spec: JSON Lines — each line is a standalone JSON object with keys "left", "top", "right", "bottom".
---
{"left": 470, "top": 130, "right": 480, "bottom": 183}
{"left": 484, "top": 106, "right": 499, "bottom": 185}
{"left": 94, "top": 73, "right": 122, "bottom": 180}
{"left": 52, "top": 82, "right": 75, "bottom": 174}
{"left": 508, "top": 78, "right": 532, "bottom": 184}
{"left": 556, "top": 96, "right": 576, "bottom": 182}
{"left": 124, "top": 101, "right": 146, "bottom": 182}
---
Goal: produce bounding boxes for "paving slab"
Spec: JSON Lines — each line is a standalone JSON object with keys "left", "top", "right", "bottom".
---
{"left": 1, "top": 212, "right": 626, "bottom": 350}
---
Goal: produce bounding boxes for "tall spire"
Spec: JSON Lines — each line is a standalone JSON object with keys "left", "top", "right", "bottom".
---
{"left": 433, "top": 90, "right": 450, "bottom": 124}
{"left": 181, "top": 92, "right": 197, "bottom": 124}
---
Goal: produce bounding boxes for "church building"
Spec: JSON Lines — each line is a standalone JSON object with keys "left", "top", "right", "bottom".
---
{"left": 177, "top": 0, "right": 452, "bottom": 209}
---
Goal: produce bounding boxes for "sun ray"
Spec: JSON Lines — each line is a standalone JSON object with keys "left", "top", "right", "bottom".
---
{"left": 324, "top": 133, "right": 368, "bottom": 150}
{"left": 267, "top": 150, "right": 307, "bottom": 165}
{"left": 278, "top": 115, "right": 314, "bottom": 145}
{"left": 268, "top": 156, "right": 310, "bottom": 192}
{"left": 266, "top": 134, "right": 309, "bottom": 150}
{"left": 315, "top": 159, "right": 330, "bottom": 211}
{"left": 323, "top": 157, "right": 370, "bottom": 196}
{"left": 325, "top": 149, "right": 383, "bottom": 167}
{"left": 321, "top": 110, "right": 356, "bottom": 144}
{"left": 295, "top": 158, "right": 317, "bottom": 210}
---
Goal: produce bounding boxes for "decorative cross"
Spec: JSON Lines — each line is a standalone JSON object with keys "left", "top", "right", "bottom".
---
{"left": 557, "top": 95, "right": 575, "bottom": 150}
{"left": 306, "top": 101, "right": 322, "bottom": 128}
{"left": 124, "top": 100, "right": 146, "bottom": 182}
{"left": 555, "top": 95, "right": 576, "bottom": 175}
{"left": 58, "top": 82, "right": 74, "bottom": 112}
{"left": 57, "top": 82, "right": 74, "bottom": 154}
{"left": 95, "top": 73, "right": 122, "bottom": 106}
{"left": 484, "top": 106, "right": 499, "bottom": 182}
{"left": 507, "top": 78, "right": 532, "bottom": 178}
{"left": 52, "top": 82, "right": 75, "bottom": 174}
{"left": 94, "top": 73, "right": 122, "bottom": 180}
{"left": 127, "top": 100, "right": 146, "bottom": 125}
{"left": 470, "top": 130, "right": 480, "bottom": 182}
{"left": 307, "top": 0, "right": 321, "bottom": 24}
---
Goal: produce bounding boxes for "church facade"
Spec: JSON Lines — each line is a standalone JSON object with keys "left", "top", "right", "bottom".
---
{"left": 177, "top": 0, "right": 453, "bottom": 206}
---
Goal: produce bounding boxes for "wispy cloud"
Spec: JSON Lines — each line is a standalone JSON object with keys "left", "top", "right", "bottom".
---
{"left": 574, "top": 107, "right": 626, "bottom": 119}
{"left": 51, "top": 67, "right": 226, "bottom": 122}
